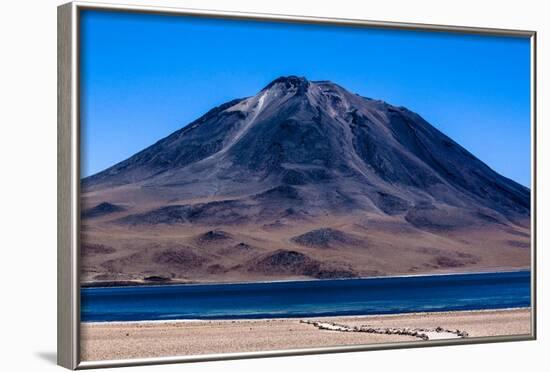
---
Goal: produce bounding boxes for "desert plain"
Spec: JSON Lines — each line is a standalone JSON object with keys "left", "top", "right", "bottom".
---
{"left": 81, "top": 308, "right": 531, "bottom": 361}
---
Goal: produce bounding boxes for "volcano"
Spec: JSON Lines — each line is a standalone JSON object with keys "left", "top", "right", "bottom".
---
{"left": 80, "top": 76, "right": 531, "bottom": 285}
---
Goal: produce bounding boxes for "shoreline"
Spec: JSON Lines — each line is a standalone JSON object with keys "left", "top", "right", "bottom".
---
{"left": 81, "top": 308, "right": 532, "bottom": 361}
{"left": 81, "top": 307, "right": 531, "bottom": 325}
{"left": 81, "top": 267, "right": 531, "bottom": 289}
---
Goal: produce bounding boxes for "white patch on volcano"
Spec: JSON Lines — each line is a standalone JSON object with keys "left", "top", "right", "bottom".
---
{"left": 204, "top": 92, "right": 268, "bottom": 162}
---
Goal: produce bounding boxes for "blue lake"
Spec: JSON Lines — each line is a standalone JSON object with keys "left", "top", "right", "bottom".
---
{"left": 81, "top": 271, "right": 531, "bottom": 322}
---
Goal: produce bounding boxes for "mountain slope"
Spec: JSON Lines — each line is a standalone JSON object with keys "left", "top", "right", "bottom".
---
{"left": 80, "top": 76, "right": 530, "bottom": 285}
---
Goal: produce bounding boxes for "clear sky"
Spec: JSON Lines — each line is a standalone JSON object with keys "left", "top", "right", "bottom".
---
{"left": 80, "top": 10, "right": 532, "bottom": 187}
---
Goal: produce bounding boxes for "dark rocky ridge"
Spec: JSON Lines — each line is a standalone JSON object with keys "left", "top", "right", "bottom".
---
{"left": 248, "top": 250, "right": 357, "bottom": 279}
{"left": 291, "top": 228, "right": 363, "bottom": 249}
{"left": 82, "top": 202, "right": 125, "bottom": 219}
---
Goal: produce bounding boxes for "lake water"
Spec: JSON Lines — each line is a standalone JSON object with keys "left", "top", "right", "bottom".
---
{"left": 81, "top": 271, "right": 531, "bottom": 322}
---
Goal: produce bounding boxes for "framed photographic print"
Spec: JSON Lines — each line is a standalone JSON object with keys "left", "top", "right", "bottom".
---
{"left": 57, "top": 1, "right": 536, "bottom": 369}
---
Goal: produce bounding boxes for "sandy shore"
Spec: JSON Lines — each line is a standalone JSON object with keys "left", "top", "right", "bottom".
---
{"left": 81, "top": 308, "right": 531, "bottom": 361}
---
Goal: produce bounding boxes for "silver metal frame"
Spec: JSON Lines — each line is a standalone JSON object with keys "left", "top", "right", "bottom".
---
{"left": 57, "top": 1, "right": 537, "bottom": 369}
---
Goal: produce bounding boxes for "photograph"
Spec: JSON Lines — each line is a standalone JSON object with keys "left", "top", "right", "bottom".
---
{"left": 2, "top": 0, "right": 548, "bottom": 371}
{"left": 76, "top": 7, "right": 533, "bottom": 363}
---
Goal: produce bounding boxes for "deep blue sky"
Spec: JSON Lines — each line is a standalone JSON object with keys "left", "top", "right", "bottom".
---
{"left": 80, "top": 10, "right": 532, "bottom": 186}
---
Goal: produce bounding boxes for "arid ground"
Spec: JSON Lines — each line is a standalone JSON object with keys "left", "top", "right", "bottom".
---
{"left": 80, "top": 308, "right": 531, "bottom": 361}
{"left": 81, "top": 209, "right": 530, "bottom": 285}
